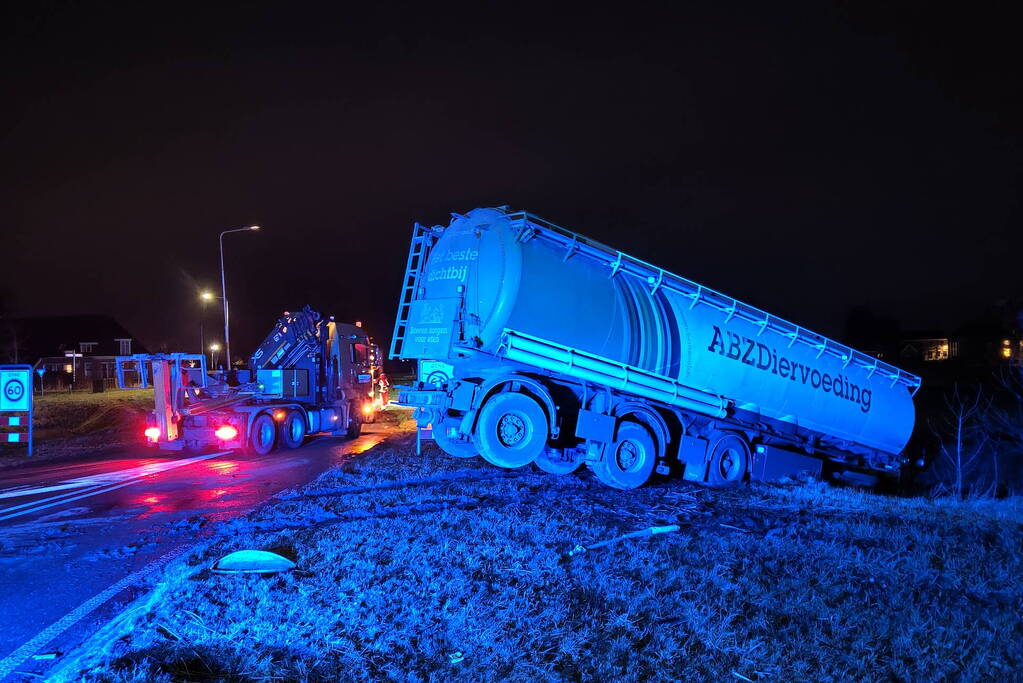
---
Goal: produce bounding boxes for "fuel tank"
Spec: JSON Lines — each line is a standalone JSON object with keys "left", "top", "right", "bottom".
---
{"left": 404, "top": 207, "right": 919, "bottom": 456}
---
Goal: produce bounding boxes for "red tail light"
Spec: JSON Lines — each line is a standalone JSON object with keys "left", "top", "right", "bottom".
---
{"left": 215, "top": 425, "right": 239, "bottom": 441}
{"left": 144, "top": 427, "right": 160, "bottom": 441}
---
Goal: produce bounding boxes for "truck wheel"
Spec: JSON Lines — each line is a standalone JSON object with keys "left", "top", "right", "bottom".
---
{"left": 592, "top": 422, "right": 656, "bottom": 489}
{"left": 706, "top": 432, "right": 750, "bottom": 486}
{"left": 434, "top": 419, "right": 477, "bottom": 458}
{"left": 474, "top": 392, "right": 548, "bottom": 468}
{"left": 346, "top": 405, "right": 362, "bottom": 439}
{"left": 249, "top": 413, "right": 277, "bottom": 455}
{"left": 534, "top": 447, "right": 583, "bottom": 475}
{"left": 279, "top": 410, "right": 306, "bottom": 449}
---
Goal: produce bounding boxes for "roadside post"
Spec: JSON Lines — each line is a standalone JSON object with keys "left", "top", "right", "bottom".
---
{"left": 35, "top": 366, "right": 45, "bottom": 396}
{"left": 1, "top": 364, "right": 34, "bottom": 456}
{"left": 64, "top": 350, "right": 83, "bottom": 390}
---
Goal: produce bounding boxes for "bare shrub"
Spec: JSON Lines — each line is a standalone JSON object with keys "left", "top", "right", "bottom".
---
{"left": 927, "top": 384, "right": 992, "bottom": 498}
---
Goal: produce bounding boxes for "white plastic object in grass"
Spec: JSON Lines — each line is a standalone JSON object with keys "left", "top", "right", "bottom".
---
{"left": 212, "top": 550, "right": 296, "bottom": 574}
{"left": 567, "top": 525, "right": 681, "bottom": 557}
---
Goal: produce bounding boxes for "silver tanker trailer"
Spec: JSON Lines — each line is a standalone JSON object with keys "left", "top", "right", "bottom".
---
{"left": 392, "top": 207, "right": 921, "bottom": 489}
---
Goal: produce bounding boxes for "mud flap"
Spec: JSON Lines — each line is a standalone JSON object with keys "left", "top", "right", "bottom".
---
{"left": 678, "top": 434, "right": 709, "bottom": 482}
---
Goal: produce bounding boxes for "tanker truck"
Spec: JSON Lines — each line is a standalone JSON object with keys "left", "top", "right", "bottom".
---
{"left": 391, "top": 207, "right": 921, "bottom": 489}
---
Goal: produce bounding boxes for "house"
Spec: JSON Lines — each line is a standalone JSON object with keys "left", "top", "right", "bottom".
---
{"left": 0, "top": 315, "right": 149, "bottom": 389}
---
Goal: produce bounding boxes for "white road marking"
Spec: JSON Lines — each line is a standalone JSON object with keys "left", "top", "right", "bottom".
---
{"left": 0, "top": 451, "right": 230, "bottom": 523}
{"left": 0, "top": 544, "right": 190, "bottom": 681}
{"left": 0, "top": 483, "right": 113, "bottom": 516}
{"left": 0, "top": 451, "right": 232, "bottom": 500}
{"left": 0, "top": 482, "right": 86, "bottom": 500}
{"left": 0, "top": 479, "right": 147, "bottom": 522}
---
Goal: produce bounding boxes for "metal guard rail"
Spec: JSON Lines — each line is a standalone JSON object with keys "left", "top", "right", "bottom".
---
{"left": 505, "top": 211, "right": 922, "bottom": 396}
{"left": 498, "top": 328, "right": 729, "bottom": 419}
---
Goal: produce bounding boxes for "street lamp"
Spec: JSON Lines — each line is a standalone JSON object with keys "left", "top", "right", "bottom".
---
{"left": 199, "top": 290, "right": 215, "bottom": 357}
{"left": 209, "top": 343, "right": 222, "bottom": 369}
{"left": 219, "top": 225, "right": 260, "bottom": 369}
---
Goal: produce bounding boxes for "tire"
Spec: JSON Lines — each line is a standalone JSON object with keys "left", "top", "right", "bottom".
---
{"left": 346, "top": 404, "right": 362, "bottom": 439}
{"left": 434, "top": 418, "right": 477, "bottom": 458}
{"left": 534, "top": 447, "right": 583, "bottom": 475}
{"left": 279, "top": 410, "right": 306, "bottom": 449}
{"left": 591, "top": 422, "right": 656, "bottom": 489}
{"left": 473, "top": 392, "right": 548, "bottom": 469}
{"left": 249, "top": 413, "right": 276, "bottom": 455}
{"left": 706, "top": 432, "right": 750, "bottom": 486}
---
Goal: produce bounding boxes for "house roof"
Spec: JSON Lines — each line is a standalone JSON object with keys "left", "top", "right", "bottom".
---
{"left": 0, "top": 315, "right": 148, "bottom": 363}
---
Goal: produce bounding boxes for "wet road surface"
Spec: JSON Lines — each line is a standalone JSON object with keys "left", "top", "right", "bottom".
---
{"left": 0, "top": 424, "right": 394, "bottom": 681}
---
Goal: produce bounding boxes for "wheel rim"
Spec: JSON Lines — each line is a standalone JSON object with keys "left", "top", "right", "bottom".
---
{"left": 615, "top": 440, "right": 643, "bottom": 472}
{"left": 718, "top": 446, "right": 743, "bottom": 480}
{"left": 475, "top": 393, "right": 547, "bottom": 469}
{"left": 496, "top": 412, "right": 527, "bottom": 447}
{"left": 289, "top": 417, "right": 303, "bottom": 442}
{"left": 258, "top": 421, "right": 274, "bottom": 447}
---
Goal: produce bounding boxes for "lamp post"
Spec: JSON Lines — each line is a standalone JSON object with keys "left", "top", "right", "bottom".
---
{"left": 209, "top": 343, "right": 222, "bottom": 369}
{"left": 199, "top": 290, "right": 214, "bottom": 357}
{"left": 219, "top": 225, "right": 260, "bottom": 369}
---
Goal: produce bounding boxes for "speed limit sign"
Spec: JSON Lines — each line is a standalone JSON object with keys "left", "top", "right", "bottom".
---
{"left": 1, "top": 364, "right": 33, "bottom": 455}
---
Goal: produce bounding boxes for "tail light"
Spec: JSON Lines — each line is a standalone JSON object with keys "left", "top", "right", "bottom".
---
{"left": 362, "top": 403, "right": 373, "bottom": 416}
{"left": 215, "top": 425, "right": 239, "bottom": 441}
{"left": 144, "top": 427, "right": 160, "bottom": 442}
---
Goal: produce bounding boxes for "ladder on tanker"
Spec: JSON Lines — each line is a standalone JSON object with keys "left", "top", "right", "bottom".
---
{"left": 390, "top": 222, "right": 435, "bottom": 360}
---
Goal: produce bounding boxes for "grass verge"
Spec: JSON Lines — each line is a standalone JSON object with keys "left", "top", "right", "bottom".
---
{"left": 68, "top": 433, "right": 1022, "bottom": 681}
{"left": 0, "top": 390, "right": 153, "bottom": 468}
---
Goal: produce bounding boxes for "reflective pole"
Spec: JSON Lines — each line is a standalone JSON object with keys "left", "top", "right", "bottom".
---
{"left": 219, "top": 232, "right": 230, "bottom": 369}
{"left": 218, "top": 226, "right": 260, "bottom": 370}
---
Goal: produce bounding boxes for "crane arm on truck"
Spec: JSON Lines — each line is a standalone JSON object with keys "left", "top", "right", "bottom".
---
{"left": 251, "top": 307, "right": 322, "bottom": 371}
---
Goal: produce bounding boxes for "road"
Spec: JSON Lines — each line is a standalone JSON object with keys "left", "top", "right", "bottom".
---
{"left": 0, "top": 424, "right": 395, "bottom": 681}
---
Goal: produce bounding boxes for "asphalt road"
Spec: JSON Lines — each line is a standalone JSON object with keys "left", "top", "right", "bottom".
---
{"left": 0, "top": 424, "right": 394, "bottom": 681}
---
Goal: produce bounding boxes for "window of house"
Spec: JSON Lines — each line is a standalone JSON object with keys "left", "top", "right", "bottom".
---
{"left": 80, "top": 342, "right": 97, "bottom": 353}
{"left": 116, "top": 338, "right": 132, "bottom": 355}
{"left": 922, "top": 339, "right": 950, "bottom": 362}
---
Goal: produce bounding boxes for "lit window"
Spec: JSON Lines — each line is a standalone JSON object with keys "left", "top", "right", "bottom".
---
{"left": 922, "top": 339, "right": 950, "bottom": 362}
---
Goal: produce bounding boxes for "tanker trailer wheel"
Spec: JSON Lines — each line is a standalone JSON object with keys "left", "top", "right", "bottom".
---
{"left": 434, "top": 418, "right": 478, "bottom": 458}
{"left": 279, "top": 410, "right": 307, "bottom": 449}
{"left": 249, "top": 413, "right": 277, "bottom": 455}
{"left": 473, "top": 392, "right": 548, "bottom": 468}
{"left": 534, "top": 447, "right": 583, "bottom": 475}
{"left": 706, "top": 432, "right": 750, "bottom": 486}
{"left": 591, "top": 422, "right": 657, "bottom": 489}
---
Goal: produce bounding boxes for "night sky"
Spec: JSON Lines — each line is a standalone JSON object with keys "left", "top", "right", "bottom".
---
{"left": 1, "top": 2, "right": 1018, "bottom": 361}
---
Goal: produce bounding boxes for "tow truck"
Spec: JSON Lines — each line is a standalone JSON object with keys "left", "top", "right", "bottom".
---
{"left": 117, "top": 306, "right": 388, "bottom": 453}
